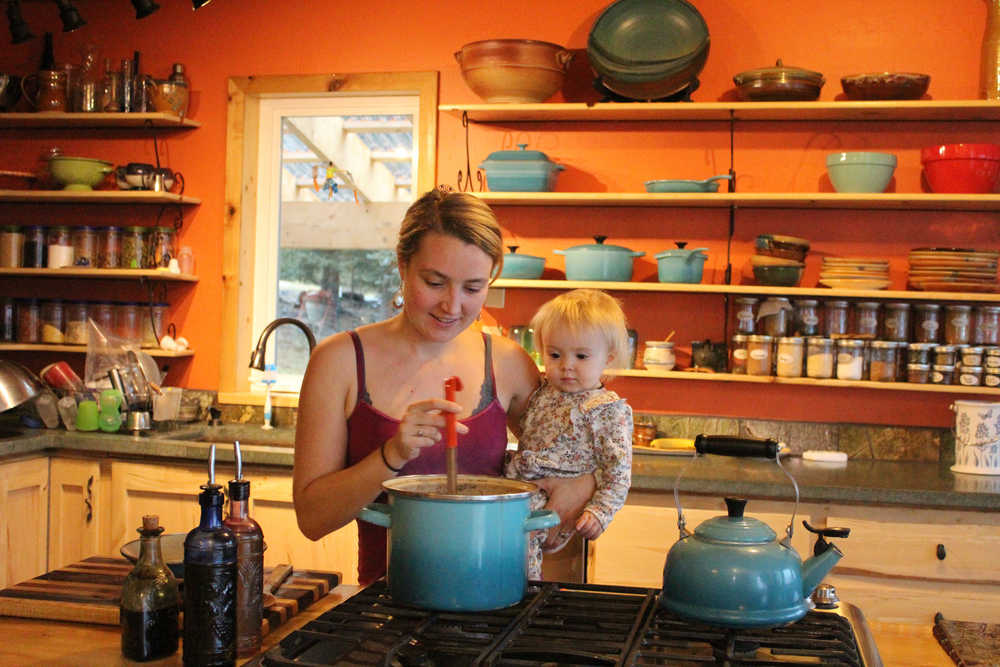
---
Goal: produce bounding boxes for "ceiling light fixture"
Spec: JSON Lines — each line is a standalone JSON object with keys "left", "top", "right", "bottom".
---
{"left": 131, "top": 0, "right": 159, "bottom": 19}
{"left": 6, "top": 0, "right": 33, "bottom": 43}
{"left": 191, "top": 0, "right": 211, "bottom": 9}
{"left": 53, "top": 0, "right": 85, "bottom": 32}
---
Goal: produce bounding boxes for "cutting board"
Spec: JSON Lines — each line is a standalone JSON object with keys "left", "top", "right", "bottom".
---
{"left": 0, "top": 556, "right": 340, "bottom": 635}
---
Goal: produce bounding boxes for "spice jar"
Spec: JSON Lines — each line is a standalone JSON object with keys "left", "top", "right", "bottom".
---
{"left": 98, "top": 226, "right": 121, "bottom": 268}
{"left": 115, "top": 302, "right": 142, "bottom": 342}
{"left": 883, "top": 302, "right": 911, "bottom": 342}
{"left": 958, "top": 365, "right": 984, "bottom": 386}
{"left": 986, "top": 368, "right": 1000, "bottom": 388}
{"left": 913, "top": 303, "right": 941, "bottom": 343}
{"left": 907, "top": 342, "right": 935, "bottom": 365}
{"left": 71, "top": 225, "right": 97, "bottom": 267}
{"left": 931, "top": 364, "right": 955, "bottom": 385}
{"left": 854, "top": 301, "right": 881, "bottom": 338}
{"left": 0, "top": 226, "right": 23, "bottom": 267}
{"left": 177, "top": 245, "right": 195, "bottom": 275}
{"left": 944, "top": 304, "right": 973, "bottom": 345}
{"left": 823, "top": 300, "right": 849, "bottom": 337}
{"left": 974, "top": 305, "right": 1000, "bottom": 345}
{"left": 16, "top": 299, "right": 39, "bottom": 343}
{"left": 806, "top": 337, "right": 835, "bottom": 378}
{"left": 22, "top": 225, "right": 46, "bottom": 268}
{"left": 985, "top": 346, "right": 1000, "bottom": 369}
{"left": 836, "top": 339, "right": 865, "bottom": 380}
{"left": 90, "top": 301, "right": 114, "bottom": 333}
{"left": 776, "top": 336, "right": 804, "bottom": 377}
{"left": 961, "top": 346, "right": 985, "bottom": 367}
{"left": 122, "top": 226, "right": 147, "bottom": 268}
{"left": 47, "top": 225, "right": 74, "bottom": 268}
{"left": 758, "top": 297, "right": 791, "bottom": 337}
{"left": 907, "top": 363, "right": 931, "bottom": 384}
{"left": 40, "top": 299, "right": 64, "bottom": 343}
{"left": 64, "top": 301, "right": 88, "bottom": 344}
{"left": 933, "top": 344, "right": 957, "bottom": 366}
{"left": 792, "top": 299, "right": 819, "bottom": 336}
{"left": 149, "top": 226, "right": 175, "bottom": 268}
{"left": 141, "top": 302, "right": 168, "bottom": 348}
{"left": 746, "top": 335, "right": 773, "bottom": 376}
{"left": 1, "top": 297, "right": 14, "bottom": 342}
{"left": 733, "top": 297, "right": 757, "bottom": 335}
{"left": 731, "top": 334, "right": 749, "bottom": 374}
{"left": 869, "top": 341, "right": 898, "bottom": 382}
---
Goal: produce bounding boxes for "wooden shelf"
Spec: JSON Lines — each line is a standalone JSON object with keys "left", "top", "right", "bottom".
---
{"left": 491, "top": 279, "right": 1000, "bottom": 303}
{"left": 0, "top": 112, "right": 200, "bottom": 129}
{"left": 0, "top": 268, "right": 197, "bottom": 282}
{"left": 0, "top": 190, "right": 200, "bottom": 205}
{"left": 0, "top": 343, "right": 193, "bottom": 358}
{"left": 441, "top": 100, "right": 1000, "bottom": 123}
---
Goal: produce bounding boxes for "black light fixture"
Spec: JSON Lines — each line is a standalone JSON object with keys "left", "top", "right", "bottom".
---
{"left": 53, "top": 0, "right": 85, "bottom": 32}
{"left": 192, "top": 0, "right": 211, "bottom": 9}
{"left": 130, "top": 0, "right": 159, "bottom": 19}
{"left": 6, "top": 0, "right": 33, "bottom": 43}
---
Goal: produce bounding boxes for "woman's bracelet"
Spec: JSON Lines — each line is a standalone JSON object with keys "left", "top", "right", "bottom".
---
{"left": 380, "top": 442, "right": 403, "bottom": 473}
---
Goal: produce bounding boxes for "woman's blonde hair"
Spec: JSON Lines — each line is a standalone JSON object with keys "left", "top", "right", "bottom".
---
{"left": 530, "top": 289, "right": 630, "bottom": 371}
{"left": 396, "top": 187, "right": 504, "bottom": 279}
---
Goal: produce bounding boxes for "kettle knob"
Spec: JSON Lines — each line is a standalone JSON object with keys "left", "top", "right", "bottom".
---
{"left": 724, "top": 497, "right": 747, "bottom": 518}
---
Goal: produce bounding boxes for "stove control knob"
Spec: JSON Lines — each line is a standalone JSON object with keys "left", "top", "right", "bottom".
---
{"left": 811, "top": 583, "right": 840, "bottom": 609}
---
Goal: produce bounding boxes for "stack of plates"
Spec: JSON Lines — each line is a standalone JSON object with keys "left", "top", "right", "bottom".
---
{"left": 908, "top": 248, "right": 999, "bottom": 292}
{"left": 819, "top": 257, "right": 890, "bottom": 290}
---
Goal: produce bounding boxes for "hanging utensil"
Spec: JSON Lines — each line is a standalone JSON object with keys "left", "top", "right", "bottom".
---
{"left": 444, "top": 376, "right": 463, "bottom": 494}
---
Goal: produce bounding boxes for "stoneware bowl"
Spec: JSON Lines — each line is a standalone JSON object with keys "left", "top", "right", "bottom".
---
{"left": 826, "top": 152, "right": 897, "bottom": 193}
{"left": 455, "top": 39, "right": 573, "bottom": 103}
{"left": 48, "top": 156, "right": 113, "bottom": 191}
{"left": 840, "top": 72, "right": 930, "bottom": 100}
{"left": 921, "top": 143, "right": 1000, "bottom": 193}
{"left": 753, "top": 263, "right": 804, "bottom": 287}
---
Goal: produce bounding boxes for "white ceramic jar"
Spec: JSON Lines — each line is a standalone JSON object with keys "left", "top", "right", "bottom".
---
{"left": 643, "top": 341, "right": 675, "bottom": 371}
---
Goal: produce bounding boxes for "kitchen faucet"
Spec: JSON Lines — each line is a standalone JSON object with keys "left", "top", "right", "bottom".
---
{"left": 248, "top": 317, "right": 317, "bottom": 371}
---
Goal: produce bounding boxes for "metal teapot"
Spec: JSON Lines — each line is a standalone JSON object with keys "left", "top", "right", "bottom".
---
{"left": 661, "top": 435, "right": 850, "bottom": 628}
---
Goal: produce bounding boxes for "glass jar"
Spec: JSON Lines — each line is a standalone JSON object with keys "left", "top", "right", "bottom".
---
{"left": 0, "top": 297, "right": 14, "bottom": 342}
{"left": 90, "top": 301, "right": 114, "bottom": 334}
{"left": 986, "top": 346, "right": 1000, "bottom": 370}
{"left": 893, "top": 341, "right": 909, "bottom": 381}
{"left": 836, "top": 339, "right": 865, "bottom": 380}
{"left": 141, "top": 302, "right": 169, "bottom": 348}
{"left": 149, "top": 226, "right": 175, "bottom": 268}
{"left": 882, "top": 302, "right": 911, "bottom": 342}
{"left": 907, "top": 363, "right": 931, "bottom": 384}
{"left": 961, "top": 346, "right": 985, "bottom": 367}
{"left": 986, "top": 369, "right": 1000, "bottom": 388}
{"left": 958, "top": 365, "right": 984, "bottom": 386}
{"left": 0, "top": 225, "right": 23, "bottom": 267}
{"left": 71, "top": 225, "right": 97, "bottom": 267}
{"left": 792, "top": 299, "right": 819, "bottom": 336}
{"left": 22, "top": 225, "right": 46, "bottom": 268}
{"left": 47, "top": 225, "right": 74, "bottom": 268}
{"left": 907, "top": 342, "right": 935, "bottom": 365}
{"left": 823, "top": 300, "right": 850, "bottom": 337}
{"left": 776, "top": 336, "right": 804, "bottom": 377}
{"left": 115, "top": 302, "right": 142, "bottom": 342}
{"left": 40, "top": 299, "right": 64, "bottom": 343}
{"left": 643, "top": 341, "right": 675, "bottom": 371}
{"left": 931, "top": 364, "right": 955, "bottom": 385}
{"left": 98, "top": 226, "right": 122, "bottom": 269}
{"left": 913, "top": 303, "right": 942, "bottom": 343}
{"left": 974, "top": 305, "right": 1000, "bottom": 345}
{"left": 854, "top": 301, "right": 881, "bottom": 338}
{"left": 177, "top": 245, "right": 195, "bottom": 275}
{"left": 806, "top": 337, "right": 835, "bottom": 378}
{"left": 122, "top": 226, "right": 147, "bottom": 269}
{"left": 733, "top": 297, "right": 757, "bottom": 335}
{"left": 933, "top": 344, "right": 958, "bottom": 366}
{"left": 746, "top": 335, "right": 773, "bottom": 376}
{"left": 758, "top": 297, "right": 791, "bottom": 337}
{"left": 731, "top": 334, "right": 749, "bottom": 374}
{"left": 944, "top": 304, "right": 973, "bottom": 345}
{"left": 869, "top": 341, "right": 898, "bottom": 382}
{"left": 16, "top": 299, "right": 39, "bottom": 343}
{"left": 64, "top": 301, "right": 88, "bottom": 344}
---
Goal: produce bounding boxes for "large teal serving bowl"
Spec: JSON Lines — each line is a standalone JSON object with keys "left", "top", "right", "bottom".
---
{"left": 826, "top": 152, "right": 897, "bottom": 193}
{"left": 49, "top": 156, "right": 113, "bottom": 191}
{"left": 588, "top": 0, "right": 709, "bottom": 66}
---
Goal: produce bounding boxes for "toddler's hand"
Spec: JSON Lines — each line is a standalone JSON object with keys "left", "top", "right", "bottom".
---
{"left": 575, "top": 511, "right": 604, "bottom": 540}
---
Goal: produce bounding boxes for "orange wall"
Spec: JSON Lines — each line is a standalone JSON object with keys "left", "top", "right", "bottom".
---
{"left": 0, "top": 0, "right": 990, "bottom": 427}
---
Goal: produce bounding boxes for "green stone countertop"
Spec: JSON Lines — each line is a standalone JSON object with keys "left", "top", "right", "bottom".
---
{"left": 2, "top": 425, "right": 998, "bottom": 512}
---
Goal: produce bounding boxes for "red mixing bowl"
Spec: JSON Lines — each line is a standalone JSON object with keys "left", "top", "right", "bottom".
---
{"left": 920, "top": 143, "right": 1000, "bottom": 193}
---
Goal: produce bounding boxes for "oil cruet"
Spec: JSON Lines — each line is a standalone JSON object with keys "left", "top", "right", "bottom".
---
{"left": 223, "top": 440, "right": 264, "bottom": 658}
{"left": 119, "top": 514, "right": 179, "bottom": 662}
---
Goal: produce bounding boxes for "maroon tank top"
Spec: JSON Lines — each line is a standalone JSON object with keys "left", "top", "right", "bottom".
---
{"left": 346, "top": 330, "right": 508, "bottom": 585}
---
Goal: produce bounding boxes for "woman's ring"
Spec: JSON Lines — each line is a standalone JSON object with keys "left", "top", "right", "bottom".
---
{"left": 416, "top": 429, "right": 423, "bottom": 438}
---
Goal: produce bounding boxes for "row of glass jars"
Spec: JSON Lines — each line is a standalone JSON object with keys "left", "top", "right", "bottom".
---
{"left": 0, "top": 225, "right": 178, "bottom": 270}
{"left": 734, "top": 296, "right": 1000, "bottom": 346}
{"left": 732, "top": 334, "right": 1000, "bottom": 386}
{"left": 2, "top": 298, "right": 168, "bottom": 348}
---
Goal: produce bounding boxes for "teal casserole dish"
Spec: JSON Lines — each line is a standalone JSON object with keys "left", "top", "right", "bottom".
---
{"left": 479, "top": 144, "right": 565, "bottom": 192}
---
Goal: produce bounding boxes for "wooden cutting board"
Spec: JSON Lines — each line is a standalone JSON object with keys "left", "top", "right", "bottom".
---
{"left": 0, "top": 556, "right": 340, "bottom": 635}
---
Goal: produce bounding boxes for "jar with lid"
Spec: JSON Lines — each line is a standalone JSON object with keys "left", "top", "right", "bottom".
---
{"left": 149, "top": 226, "right": 175, "bottom": 268}
{"left": 22, "top": 225, "right": 46, "bottom": 268}
{"left": 643, "top": 341, "right": 675, "bottom": 371}
{"left": 907, "top": 363, "right": 931, "bottom": 384}
{"left": 116, "top": 302, "right": 142, "bottom": 342}
{"left": 141, "top": 303, "right": 169, "bottom": 348}
{"left": 16, "top": 299, "right": 40, "bottom": 343}
{"left": 868, "top": 341, "right": 898, "bottom": 382}
{"left": 64, "top": 301, "right": 88, "bottom": 344}
{"left": 792, "top": 299, "right": 819, "bottom": 336}
{"left": 944, "top": 304, "right": 973, "bottom": 345}
{"left": 823, "top": 300, "right": 850, "bottom": 337}
{"left": 0, "top": 226, "right": 23, "bottom": 267}
{"left": 958, "top": 365, "right": 984, "bottom": 386}
{"left": 986, "top": 369, "right": 1000, "bottom": 388}
{"left": 805, "top": 337, "right": 834, "bottom": 378}
{"left": 974, "top": 305, "right": 1000, "bottom": 345}
{"left": 913, "top": 303, "right": 942, "bottom": 343}
{"left": 47, "top": 225, "right": 74, "bottom": 268}
{"left": 1, "top": 297, "right": 14, "bottom": 342}
{"left": 933, "top": 344, "right": 957, "bottom": 366}
{"left": 853, "top": 301, "right": 881, "bottom": 338}
{"left": 758, "top": 297, "right": 791, "bottom": 337}
{"left": 906, "top": 342, "right": 935, "bottom": 365}
{"left": 931, "top": 364, "right": 955, "bottom": 385}
{"left": 775, "top": 337, "right": 804, "bottom": 377}
{"left": 40, "top": 299, "right": 64, "bottom": 343}
{"left": 731, "top": 334, "right": 749, "bottom": 374}
{"left": 961, "top": 346, "right": 985, "bottom": 367}
{"left": 893, "top": 342, "right": 909, "bottom": 381}
{"left": 836, "top": 339, "right": 865, "bottom": 380}
{"left": 98, "top": 226, "right": 122, "bottom": 268}
{"left": 746, "top": 335, "right": 773, "bottom": 376}
{"left": 985, "top": 346, "right": 1000, "bottom": 369}
{"left": 71, "top": 225, "right": 97, "bottom": 267}
{"left": 122, "top": 226, "right": 147, "bottom": 269}
{"left": 91, "top": 301, "right": 114, "bottom": 333}
{"left": 733, "top": 297, "right": 757, "bottom": 335}
{"left": 883, "top": 302, "right": 911, "bottom": 342}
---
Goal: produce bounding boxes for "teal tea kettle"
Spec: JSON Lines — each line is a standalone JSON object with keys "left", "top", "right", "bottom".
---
{"left": 661, "top": 435, "right": 850, "bottom": 628}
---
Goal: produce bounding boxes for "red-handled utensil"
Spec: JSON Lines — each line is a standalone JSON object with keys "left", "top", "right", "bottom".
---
{"left": 444, "top": 376, "right": 463, "bottom": 493}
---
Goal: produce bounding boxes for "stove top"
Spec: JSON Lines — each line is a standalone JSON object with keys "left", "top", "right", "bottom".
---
{"left": 251, "top": 580, "right": 882, "bottom": 666}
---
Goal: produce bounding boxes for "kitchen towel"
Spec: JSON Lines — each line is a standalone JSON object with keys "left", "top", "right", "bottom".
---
{"left": 933, "top": 612, "right": 1000, "bottom": 666}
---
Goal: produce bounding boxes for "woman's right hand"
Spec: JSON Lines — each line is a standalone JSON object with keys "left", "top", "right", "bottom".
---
{"left": 382, "top": 397, "right": 470, "bottom": 468}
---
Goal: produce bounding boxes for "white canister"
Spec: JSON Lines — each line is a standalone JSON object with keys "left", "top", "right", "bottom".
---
{"left": 950, "top": 399, "right": 1000, "bottom": 475}
{"left": 643, "top": 341, "right": 675, "bottom": 371}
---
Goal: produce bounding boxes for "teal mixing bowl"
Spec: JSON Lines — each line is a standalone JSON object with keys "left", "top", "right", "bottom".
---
{"left": 826, "top": 152, "right": 897, "bottom": 193}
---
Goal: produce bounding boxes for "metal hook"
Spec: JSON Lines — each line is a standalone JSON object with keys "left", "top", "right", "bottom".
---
{"left": 457, "top": 111, "right": 484, "bottom": 192}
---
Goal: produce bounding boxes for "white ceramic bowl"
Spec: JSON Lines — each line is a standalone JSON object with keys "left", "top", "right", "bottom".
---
{"left": 826, "top": 152, "right": 897, "bottom": 193}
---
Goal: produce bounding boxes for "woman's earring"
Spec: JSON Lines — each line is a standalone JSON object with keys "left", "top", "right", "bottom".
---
{"left": 392, "top": 284, "right": 404, "bottom": 309}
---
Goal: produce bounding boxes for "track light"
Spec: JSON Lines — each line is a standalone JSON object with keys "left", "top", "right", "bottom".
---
{"left": 6, "top": 0, "right": 33, "bottom": 43}
{"left": 53, "top": 0, "right": 85, "bottom": 32}
{"left": 131, "top": 0, "right": 159, "bottom": 19}
{"left": 192, "top": 0, "right": 211, "bottom": 9}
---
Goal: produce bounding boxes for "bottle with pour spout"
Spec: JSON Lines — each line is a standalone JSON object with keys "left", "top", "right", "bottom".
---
{"left": 119, "top": 514, "right": 179, "bottom": 661}
{"left": 183, "top": 444, "right": 237, "bottom": 666}
{"left": 223, "top": 440, "right": 264, "bottom": 658}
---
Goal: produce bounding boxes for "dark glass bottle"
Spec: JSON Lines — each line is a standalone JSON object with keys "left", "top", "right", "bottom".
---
{"left": 223, "top": 441, "right": 264, "bottom": 658}
{"left": 183, "top": 445, "right": 237, "bottom": 666}
{"left": 40, "top": 32, "right": 55, "bottom": 71}
{"left": 119, "top": 515, "right": 179, "bottom": 662}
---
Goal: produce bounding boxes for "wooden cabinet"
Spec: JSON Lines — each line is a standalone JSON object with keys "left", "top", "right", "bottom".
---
{"left": 0, "top": 457, "right": 49, "bottom": 588}
{"left": 48, "top": 457, "right": 108, "bottom": 571}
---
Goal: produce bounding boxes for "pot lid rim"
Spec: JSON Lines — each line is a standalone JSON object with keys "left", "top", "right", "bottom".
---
{"left": 381, "top": 474, "right": 536, "bottom": 501}
{"left": 482, "top": 144, "right": 553, "bottom": 162}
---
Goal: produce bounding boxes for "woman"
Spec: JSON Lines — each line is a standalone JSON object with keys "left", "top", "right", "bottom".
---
{"left": 293, "top": 187, "right": 596, "bottom": 585}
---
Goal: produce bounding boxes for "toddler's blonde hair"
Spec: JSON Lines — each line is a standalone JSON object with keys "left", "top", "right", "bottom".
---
{"left": 529, "top": 289, "right": 630, "bottom": 371}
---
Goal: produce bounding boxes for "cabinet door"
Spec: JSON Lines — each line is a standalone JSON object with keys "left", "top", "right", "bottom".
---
{"left": 0, "top": 457, "right": 49, "bottom": 588}
{"left": 48, "top": 458, "right": 104, "bottom": 570}
{"left": 107, "top": 461, "right": 203, "bottom": 552}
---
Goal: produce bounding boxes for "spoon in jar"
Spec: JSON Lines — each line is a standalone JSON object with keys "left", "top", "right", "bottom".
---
{"left": 444, "top": 376, "right": 463, "bottom": 494}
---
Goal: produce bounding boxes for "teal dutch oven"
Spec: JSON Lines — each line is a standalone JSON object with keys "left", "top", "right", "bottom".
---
{"left": 359, "top": 474, "right": 559, "bottom": 611}
{"left": 654, "top": 241, "right": 708, "bottom": 283}
{"left": 661, "top": 435, "right": 850, "bottom": 628}
{"left": 479, "top": 144, "right": 565, "bottom": 192}
{"left": 554, "top": 235, "right": 645, "bottom": 281}
{"left": 500, "top": 245, "right": 545, "bottom": 279}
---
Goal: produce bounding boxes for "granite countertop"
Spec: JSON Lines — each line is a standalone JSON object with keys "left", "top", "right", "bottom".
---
{"left": 2, "top": 424, "right": 999, "bottom": 512}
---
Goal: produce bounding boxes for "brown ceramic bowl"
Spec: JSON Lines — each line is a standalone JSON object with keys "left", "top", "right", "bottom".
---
{"left": 455, "top": 39, "right": 573, "bottom": 103}
{"left": 841, "top": 72, "right": 930, "bottom": 100}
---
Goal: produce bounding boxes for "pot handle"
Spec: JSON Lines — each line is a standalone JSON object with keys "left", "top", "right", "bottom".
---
{"left": 631, "top": 251, "right": 646, "bottom": 257}
{"left": 523, "top": 509, "right": 560, "bottom": 532}
{"left": 358, "top": 502, "right": 392, "bottom": 528}
{"left": 553, "top": 249, "right": 566, "bottom": 255}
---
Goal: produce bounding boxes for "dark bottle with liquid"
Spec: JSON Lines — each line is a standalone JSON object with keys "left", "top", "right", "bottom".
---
{"left": 223, "top": 440, "right": 264, "bottom": 658}
{"left": 183, "top": 444, "right": 237, "bottom": 666}
{"left": 119, "top": 515, "right": 179, "bottom": 662}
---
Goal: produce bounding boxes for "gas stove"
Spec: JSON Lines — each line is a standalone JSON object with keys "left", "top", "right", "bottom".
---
{"left": 251, "top": 580, "right": 882, "bottom": 666}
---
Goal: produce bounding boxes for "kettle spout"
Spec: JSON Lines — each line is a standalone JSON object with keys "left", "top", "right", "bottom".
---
{"left": 801, "top": 543, "right": 843, "bottom": 598}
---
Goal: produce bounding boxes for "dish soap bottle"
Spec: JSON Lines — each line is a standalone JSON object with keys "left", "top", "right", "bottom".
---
{"left": 119, "top": 515, "right": 179, "bottom": 662}
{"left": 223, "top": 440, "right": 264, "bottom": 658}
{"left": 183, "top": 444, "right": 237, "bottom": 666}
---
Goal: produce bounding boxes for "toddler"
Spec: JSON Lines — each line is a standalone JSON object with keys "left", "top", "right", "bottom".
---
{"left": 506, "top": 289, "right": 633, "bottom": 580}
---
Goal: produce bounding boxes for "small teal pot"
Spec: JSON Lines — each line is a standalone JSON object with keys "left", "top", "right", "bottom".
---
{"left": 654, "top": 242, "right": 708, "bottom": 283}
{"left": 358, "top": 474, "right": 559, "bottom": 611}
{"left": 501, "top": 245, "right": 545, "bottom": 279}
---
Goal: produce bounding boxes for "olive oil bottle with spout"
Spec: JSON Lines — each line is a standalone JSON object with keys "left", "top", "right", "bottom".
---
{"left": 223, "top": 440, "right": 264, "bottom": 657}
{"left": 120, "top": 514, "right": 179, "bottom": 661}
{"left": 183, "top": 444, "right": 237, "bottom": 666}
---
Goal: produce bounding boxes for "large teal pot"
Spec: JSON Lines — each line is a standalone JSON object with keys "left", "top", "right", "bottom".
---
{"left": 358, "top": 474, "right": 559, "bottom": 611}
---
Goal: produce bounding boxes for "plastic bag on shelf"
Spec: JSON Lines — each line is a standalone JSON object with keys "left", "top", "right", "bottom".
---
{"left": 84, "top": 318, "right": 162, "bottom": 394}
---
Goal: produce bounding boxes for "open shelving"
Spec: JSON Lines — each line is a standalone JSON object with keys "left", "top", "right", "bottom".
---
{"left": 0, "top": 343, "right": 193, "bottom": 358}
{"left": 0, "top": 268, "right": 198, "bottom": 282}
